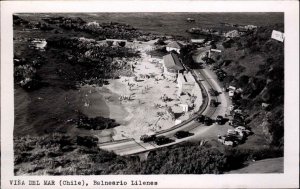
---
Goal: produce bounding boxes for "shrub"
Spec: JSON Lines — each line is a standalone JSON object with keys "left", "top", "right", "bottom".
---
{"left": 76, "top": 136, "right": 98, "bottom": 148}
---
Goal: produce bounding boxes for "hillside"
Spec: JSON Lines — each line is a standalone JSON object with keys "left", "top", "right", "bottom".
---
{"left": 14, "top": 134, "right": 283, "bottom": 175}
{"left": 207, "top": 24, "right": 284, "bottom": 148}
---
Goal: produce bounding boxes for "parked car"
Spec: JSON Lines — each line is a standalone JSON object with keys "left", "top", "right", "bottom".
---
{"left": 196, "top": 115, "right": 206, "bottom": 123}
{"left": 210, "top": 99, "right": 219, "bottom": 107}
{"left": 174, "top": 131, "right": 194, "bottom": 139}
{"left": 235, "top": 126, "right": 252, "bottom": 135}
{"left": 218, "top": 135, "right": 238, "bottom": 146}
{"left": 209, "top": 88, "right": 219, "bottom": 96}
{"left": 216, "top": 115, "right": 223, "bottom": 125}
{"left": 204, "top": 116, "right": 212, "bottom": 126}
{"left": 155, "top": 136, "right": 173, "bottom": 145}
{"left": 140, "top": 134, "right": 156, "bottom": 143}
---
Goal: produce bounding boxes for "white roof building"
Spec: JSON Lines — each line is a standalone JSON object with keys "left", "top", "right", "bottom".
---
{"left": 191, "top": 39, "right": 205, "bottom": 44}
{"left": 166, "top": 41, "right": 184, "bottom": 54}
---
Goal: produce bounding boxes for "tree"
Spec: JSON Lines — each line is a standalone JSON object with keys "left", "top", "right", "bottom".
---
{"left": 106, "top": 40, "right": 113, "bottom": 47}
{"left": 118, "top": 41, "right": 126, "bottom": 47}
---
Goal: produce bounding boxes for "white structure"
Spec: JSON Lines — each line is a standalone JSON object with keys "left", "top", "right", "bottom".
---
{"left": 228, "top": 86, "right": 236, "bottom": 91}
{"left": 177, "top": 71, "right": 196, "bottom": 96}
{"left": 234, "top": 109, "right": 242, "bottom": 114}
{"left": 210, "top": 49, "right": 222, "bottom": 53}
{"left": 235, "top": 126, "right": 246, "bottom": 132}
{"left": 166, "top": 41, "right": 183, "bottom": 54}
{"left": 179, "top": 104, "right": 189, "bottom": 112}
{"left": 30, "top": 39, "right": 47, "bottom": 50}
{"left": 224, "top": 140, "right": 234, "bottom": 146}
{"left": 227, "top": 129, "right": 237, "bottom": 135}
{"left": 224, "top": 30, "right": 240, "bottom": 38}
{"left": 149, "top": 58, "right": 162, "bottom": 64}
{"left": 191, "top": 39, "right": 205, "bottom": 44}
{"left": 262, "top": 103, "right": 270, "bottom": 108}
{"left": 106, "top": 39, "right": 127, "bottom": 46}
{"left": 162, "top": 53, "right": 184, "bottom": 79}
{"left": 86, "top": 21, "right": 100, "bottom": 27}
{"left": 186, "top": 18, "right": 195, "bottom": 22}
{"left": 271, "top": 30, "right": 285, "bottom": 42}
{"left": 175, "top": 119, "right": 182, "bottom": 125}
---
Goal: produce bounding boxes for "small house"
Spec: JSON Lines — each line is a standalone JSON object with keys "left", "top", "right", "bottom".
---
{"left": 191, "top": 39, "right": 205, "bottom": 44}
{"left": 177, "top": 71, "right": 196, "bottom": 96}
{"left": 29, "top": 39, "right": 47, "bottom": 50}
{"left": 234, "top": 109, "right": 242, "bottom": 114}
{"left": 228, "top": 86, "right": 236, "bottom": 91}
{"left": 210, "top": 49, "right": 222, "bottom": 53}
{"left": 262, "top": 103, "right": 270, "bottom": 109}
{"left": 175, "top": 119, "right": 182, "bottom": 125}
{"left": 179, "top": 104, "right": 189, "bottom": 112}
{"left": 166, "top": 41, "right": 184, "bottom": 54}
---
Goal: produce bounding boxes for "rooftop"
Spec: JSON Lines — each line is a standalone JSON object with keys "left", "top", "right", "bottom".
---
{"left": 178, "top": 72, "right": 195, "bottom": 83}
{"left": 163, "top": 53, "right": 184, "bottom": 71}
{"left": 167, "top": 41, "right": 184, "bottom": 49}
{"left": 191, "top": 39, "right": 205, "bottom": 43}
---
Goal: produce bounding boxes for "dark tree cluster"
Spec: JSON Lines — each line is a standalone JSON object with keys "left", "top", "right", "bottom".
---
{"left": 75, "top": 112, "right": 120, "bottom": 130}
{"left": 46, "top": 36, "right": 140, "bottom": 87}
{"left": 14, "top": 135, "right": 284, "bottom": 175}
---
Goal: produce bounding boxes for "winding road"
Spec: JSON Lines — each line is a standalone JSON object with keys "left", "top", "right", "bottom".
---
{"left": 99, "top": 66, "right": 231, "bottom": 155}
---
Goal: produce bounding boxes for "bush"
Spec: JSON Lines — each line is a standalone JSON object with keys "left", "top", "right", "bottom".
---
{"left": 76, "top": 136, "right": 98, "bottom": 148}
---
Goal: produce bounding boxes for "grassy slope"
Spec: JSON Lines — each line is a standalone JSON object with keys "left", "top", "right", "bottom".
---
{"left": 210, "top": 24, "right": 284, "bottom": 149}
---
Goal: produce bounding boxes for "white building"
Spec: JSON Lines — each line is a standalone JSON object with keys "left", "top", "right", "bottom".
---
{"left": 191, "top": 39, "right": 205, "bottom": 44}
{"left": 228, "top": 86, "right": 236, "bottom": 98}
{"left": 177, "top": 71, "right": 196, "bottom": 96}
{"left": 166, "top": 41, "right": 184, "bottom": 54}
{"left": 163, "top": 53, "right": 184, "bottom": 80}
{"left": 229, "top": 90, "right": 235, "bottom": 97}
{"left": 179, "top": 104, "right": 189, "bottom": 112}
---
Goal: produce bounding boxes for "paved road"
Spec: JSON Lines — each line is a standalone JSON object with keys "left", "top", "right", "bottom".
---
{"left": 99, "top": 66, "right": 231, "bottom": 155}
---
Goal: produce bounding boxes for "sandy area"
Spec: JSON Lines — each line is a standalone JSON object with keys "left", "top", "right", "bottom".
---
{"left": 97, "top": 40, "right": 198, "bottom": 140}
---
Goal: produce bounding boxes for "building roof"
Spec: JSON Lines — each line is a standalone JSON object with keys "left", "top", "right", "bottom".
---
{"left": 191, "top": 39, "right": 205, "bottom": 43}
{"left": 178, "top": 72, "right": 195, "bottom": 84}
{"left": 167, "top": 41, "right": 183, "bottom": 49}
{"left": 185, "top": 72, "right": 195, "bottom": 83}
{"left": 163, "top": 53, "right": 184, "bottom": 71}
